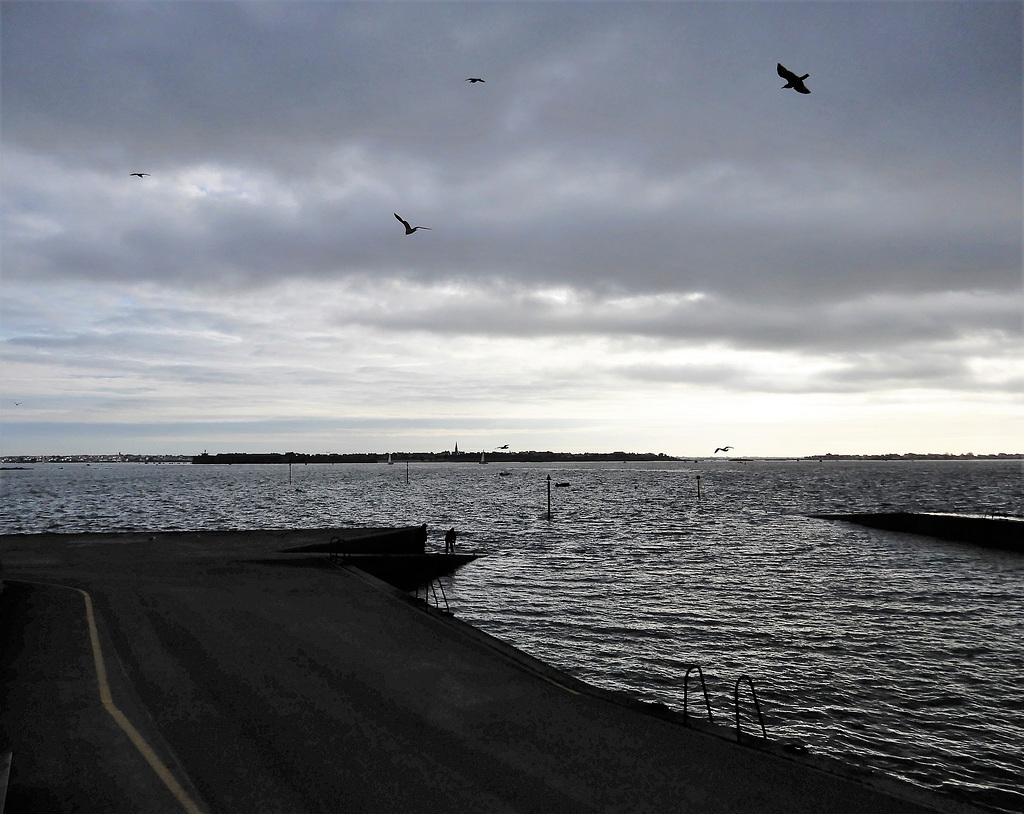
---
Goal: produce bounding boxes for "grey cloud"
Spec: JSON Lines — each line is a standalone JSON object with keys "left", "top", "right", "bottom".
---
{"left": 5, "top": 3, "right": 1017, "bottom": 165}
{"left": 337, "top": 281, "right": 1018, "bottom": 354}
{"left": 3, "top": 2, "right": 1019, "bottom": 306}
{"left": 5, "top": 144, "right": 1016, "bottom": 307}
{"left": 614, "top": 351, "right": 1012, "bottom": 396}
{"left": 2, "top": 2, "right": 1020, "bottom": 455}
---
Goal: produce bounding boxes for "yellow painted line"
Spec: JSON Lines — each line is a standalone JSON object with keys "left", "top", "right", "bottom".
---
{"left": 76, "top": 588, "right": 206, "bottom": 814}
{"left": 12, "top": 579, "right": 206, "bottom": 811}
{"left": 538, "top": 674, "right": 581, "bottom": 695}
{"left": 6, "top": 578, "right": 206, "bottom": 814}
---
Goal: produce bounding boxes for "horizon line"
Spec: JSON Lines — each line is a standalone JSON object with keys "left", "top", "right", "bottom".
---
{"left": 3, "top": 451, "right": 1021, "bottom": 462}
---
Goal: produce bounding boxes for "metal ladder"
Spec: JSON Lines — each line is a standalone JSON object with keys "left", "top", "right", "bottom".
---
{"left": 733, "top": 674, "right": 768, "bottom": 742}
{"left": 414, "top": 578, "right": 451, "bottom": 614}
{"left": 681, "top": 666, "right": 769, "bottom": 743}
{"left": 328, "top": 535, "right": 347, "bottom": 563}
{"left": 682, "top": 664, "right": 714, "bottom": 724}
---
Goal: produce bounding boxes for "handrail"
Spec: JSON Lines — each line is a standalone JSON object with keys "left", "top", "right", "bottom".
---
{"left": 432, "top": 578, "right": 450, "bottom": 613}
{"left": 734, "top": 675, "right": 768, "bottom": 741}
{"left": 415, "top": 578, "right": 451, "bottom": 614}
{"left": 682, "top": 665, "right": 714, "bottom": 724}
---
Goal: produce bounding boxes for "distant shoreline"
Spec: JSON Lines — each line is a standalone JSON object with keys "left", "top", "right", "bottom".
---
{"left": 1, "top": 451, "right": 1020, "bottom": 465}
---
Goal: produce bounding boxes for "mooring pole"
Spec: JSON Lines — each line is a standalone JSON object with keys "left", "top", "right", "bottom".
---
{"left": 547, "top": 474, "right": 552, "bottom": 521}
{"left": 696, "top": 474, "right": 701, "bottom": 501}
{"left": 289, "top": 462, "right": 292, "bottom": 485}
{"left": 406, "top": 461, "right": 410, "bottom": 484}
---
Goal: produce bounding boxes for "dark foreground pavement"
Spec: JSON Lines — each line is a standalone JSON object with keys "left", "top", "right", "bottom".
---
{"left": 0, "top": 531, "right": 992, "bottom": 813}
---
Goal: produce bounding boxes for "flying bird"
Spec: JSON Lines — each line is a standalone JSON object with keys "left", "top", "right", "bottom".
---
{"left": 495, "top": 444, "right": 510, "bottom": 450}
{"left": 777, "top": 63, "right": 810, "bottom": 94}
{"left": 129, "top": 172, "right": 150, "bottom": 178}
{"left": 394, "top": 213, "right": 432, "bottom": 235}
{"left": 714, "top": 446, "right": 733, "bottom": 454}
{"left": 465, "top": 77, "right": 485, "bottom": 83}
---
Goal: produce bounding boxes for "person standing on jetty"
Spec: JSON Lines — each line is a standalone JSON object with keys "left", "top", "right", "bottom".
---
{"left": 444, "top": 527, "right": 457, "bottom": 554}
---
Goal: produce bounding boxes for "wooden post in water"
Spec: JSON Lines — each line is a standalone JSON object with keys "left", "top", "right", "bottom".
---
{"left": 289, "top": 462, "right": 292, "bottom": 485}
{"left": 696, "top": 474, "right": 701, "bottom": 501}
{"left": 547, "top": 474, "right": 552, "bottom": 521}
{"left": 406, "top": 461, "right": 410, "bottom": 484}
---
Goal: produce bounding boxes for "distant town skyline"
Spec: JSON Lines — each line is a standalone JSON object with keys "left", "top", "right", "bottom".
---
{"left": 2, "top": 2, "right": 1020, "bottom": 458}
{"left": 3, "top": 450, "right": 1019, "bottom": 466}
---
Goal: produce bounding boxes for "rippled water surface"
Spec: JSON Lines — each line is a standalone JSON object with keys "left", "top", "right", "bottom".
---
{"left": 2, "top": 459, "right": 1022, "bottom": 811}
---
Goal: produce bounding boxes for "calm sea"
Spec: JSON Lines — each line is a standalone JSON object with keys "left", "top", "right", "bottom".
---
{"left": 2, "top": 459, "right": 1022, "bottom": 811}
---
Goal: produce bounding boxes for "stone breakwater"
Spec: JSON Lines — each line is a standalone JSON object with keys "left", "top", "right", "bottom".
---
{"left": 811, "top": 512, "right": 1023, "bottom": 552}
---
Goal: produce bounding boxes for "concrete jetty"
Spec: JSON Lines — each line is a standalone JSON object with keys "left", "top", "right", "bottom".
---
{"left": 0, "top": 530, "right": 994, "bottom": 813}
{"left": 811, "top": 512, "right": 1023, "bottom": 552}
{"left": 276, "top": 525, "right": 479, "bottom": 590}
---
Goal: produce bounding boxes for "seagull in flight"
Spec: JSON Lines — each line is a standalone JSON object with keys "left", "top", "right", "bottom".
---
{"left": 714, "top": 446, "right": 733, "bottom": 454}
{"left": 494, "top": 444, "right": 510, "bottom": 450}
{"left": 129, "top": 172, "right": 151, "bottom": 178}
{"left": 394, "top": 213, "right": 432, "bottom": 235}
{"left": 465, "top": 77, "right": 485, "bottom": 83}
{"left": 777, "top": 63, "right": 810, "bottom": 94}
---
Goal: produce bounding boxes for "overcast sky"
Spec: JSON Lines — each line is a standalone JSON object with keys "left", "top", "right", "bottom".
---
{"left": 1, "top": 1, "right": 1020, "bottom": 457}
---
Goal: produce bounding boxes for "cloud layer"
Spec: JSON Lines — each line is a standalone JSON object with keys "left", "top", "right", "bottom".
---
{"left": 2, "top": 2, "right": 1020, "bottom": 455}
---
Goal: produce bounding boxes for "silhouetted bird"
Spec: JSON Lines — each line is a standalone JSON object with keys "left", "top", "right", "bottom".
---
{"left": 495, "top": 444, "right": 509, "bottom": 450}
{"left": 714, "top": 446, "right": 733, "bottom": 454}
{"left": 777, "top": 63, "right": 810, "bottom": 94}
{"left": 466, "top": 77, "right": 485, "bottom": 83}
{"left": 129, "top": 172, "right": 150, "bottom": 178}
{"left": 394, "top": 213, "right": 432, "bottom": 235}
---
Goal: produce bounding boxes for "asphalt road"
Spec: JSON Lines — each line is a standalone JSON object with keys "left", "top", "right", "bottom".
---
{"left": 1, "top": 580, "right": 202, "bottom": 812}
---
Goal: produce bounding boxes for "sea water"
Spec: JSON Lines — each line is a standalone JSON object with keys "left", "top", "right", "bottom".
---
{"left": 2, "top": 459, "right": 1022, "bottom": 811}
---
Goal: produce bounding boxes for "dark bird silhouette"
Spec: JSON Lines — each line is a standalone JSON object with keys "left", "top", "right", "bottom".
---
{"left": 714, "top": 446, "right": 733, "bottom": 454}
{"left": 129, "top": 172, "right": 150, "bottom": 178}
{"left": 495, "top": 444, "right": 510, "bottom": 450}
{"left": 777, "top": 63, "right": 810, "bottom": 94}
{"left": 465, "top": 77, "right": 485, "bottom": 83}
{"left": 394, "top": 213, "right": 432, "bottom": 235}
{"left": 13, "top": 402, "right": 22, "bottom": 406}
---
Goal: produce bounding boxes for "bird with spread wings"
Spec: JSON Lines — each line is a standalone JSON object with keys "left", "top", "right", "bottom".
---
{"left": 394, "top": 213, "right": 432, "bottom": 235}
{"left": 777, "top": 63, "right": 810, "bottom": 94}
